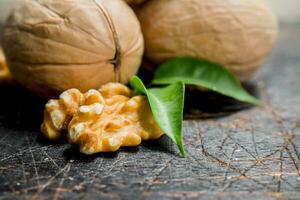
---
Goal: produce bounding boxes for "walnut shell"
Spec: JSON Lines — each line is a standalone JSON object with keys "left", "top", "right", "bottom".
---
{"left": 137, "top": 0, "right": 278, "bottom": 81}
{"left": 2, "top": 0, "right": 144, "bottom": 98}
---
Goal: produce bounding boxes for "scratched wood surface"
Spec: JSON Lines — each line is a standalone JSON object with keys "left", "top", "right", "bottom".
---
{"left": 0, "top": 24, "right": 300, "bottom": 200}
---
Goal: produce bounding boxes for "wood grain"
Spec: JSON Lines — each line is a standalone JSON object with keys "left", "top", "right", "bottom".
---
{"left": 0, "top": 25, "right": 299, "bottom": 200}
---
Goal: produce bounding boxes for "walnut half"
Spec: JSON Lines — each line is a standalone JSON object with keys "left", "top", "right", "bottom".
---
{"left": 41, "top": 83, "right": 164, "bottom": 154}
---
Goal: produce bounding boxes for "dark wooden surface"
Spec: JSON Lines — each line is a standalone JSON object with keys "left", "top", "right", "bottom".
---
{"left": 0, "top": 24, "right": 300, "bottom": 200}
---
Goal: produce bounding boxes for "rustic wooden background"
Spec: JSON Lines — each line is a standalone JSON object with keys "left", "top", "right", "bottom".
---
{"left": 0, "top": 24, "right": 300, "bottom": 200}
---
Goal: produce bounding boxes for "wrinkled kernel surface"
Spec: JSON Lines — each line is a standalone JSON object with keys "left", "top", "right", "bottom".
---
{"left": 41, "top": 83, "right": 163, "bottom": 154}
{"left": 41, "top": 89, "right": 84, "bottom": 140}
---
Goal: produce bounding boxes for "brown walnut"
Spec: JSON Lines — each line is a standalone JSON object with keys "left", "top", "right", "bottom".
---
{"left": 137, "top": 0, "right": 278, "bottom": 81}
{"left": 2, "top": 0, "right": 144, "bottom": 98}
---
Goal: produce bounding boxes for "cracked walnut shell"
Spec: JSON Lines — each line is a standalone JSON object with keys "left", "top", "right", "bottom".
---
{"left": 41, "top": 83, "right": 163, "bottom": 154}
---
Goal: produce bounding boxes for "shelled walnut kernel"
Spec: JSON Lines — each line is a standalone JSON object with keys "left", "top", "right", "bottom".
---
{"left": 0, "top": 48, "right": 11, "bottom": 83}
{"left": 41, "top": 89, "right": 84, "bottom": 140}
{"left": 41, "top": 83, "right": 163, "bottom": 154}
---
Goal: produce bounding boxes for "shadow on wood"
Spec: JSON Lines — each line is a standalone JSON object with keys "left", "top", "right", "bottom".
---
{"left": 0, "top": 84, "right": 45, "bottom": 132}
{"left": 184, "top": 82, "right": 260, "bottom": 119}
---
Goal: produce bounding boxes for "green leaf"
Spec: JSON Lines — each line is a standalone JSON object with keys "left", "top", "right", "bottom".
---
{"left": 152, "top": 57, "right": 261, "bottom": 105}
{"left": 130, "top": 76, "right": 186, "bottom": 157}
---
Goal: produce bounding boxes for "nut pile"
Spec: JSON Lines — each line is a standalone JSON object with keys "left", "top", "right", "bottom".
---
{"left": 41, "top": 83, "right": 163, "bottom": 154}
{"left": 1, "top": 0, "right": 278, "bottom": 99}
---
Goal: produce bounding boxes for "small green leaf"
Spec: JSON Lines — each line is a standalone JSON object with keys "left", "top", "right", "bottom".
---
{"left": 152, "top": 57, "right": 261, "bottom": 105}
{"left": 130, "top": 76, "right": 186, "bottom": 157}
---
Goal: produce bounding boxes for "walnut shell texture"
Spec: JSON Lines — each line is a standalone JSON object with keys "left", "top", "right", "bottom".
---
{"left": 2, "top": 0, "right": 144, "bottom": 98}
{"left": 138, "top": 0, "right": 278, "bottom": 81}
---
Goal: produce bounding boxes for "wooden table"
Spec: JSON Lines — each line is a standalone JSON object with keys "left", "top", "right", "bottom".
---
{"left": 0, "top": 24, "right": 299, "bottom": 200}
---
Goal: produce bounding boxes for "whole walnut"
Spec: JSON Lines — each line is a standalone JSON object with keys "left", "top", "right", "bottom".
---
{"left": 2, "top": 0, "right": 144, "bottom": 98}
{"left": 137, "top": 0, "right": 278, "bottom": 81}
